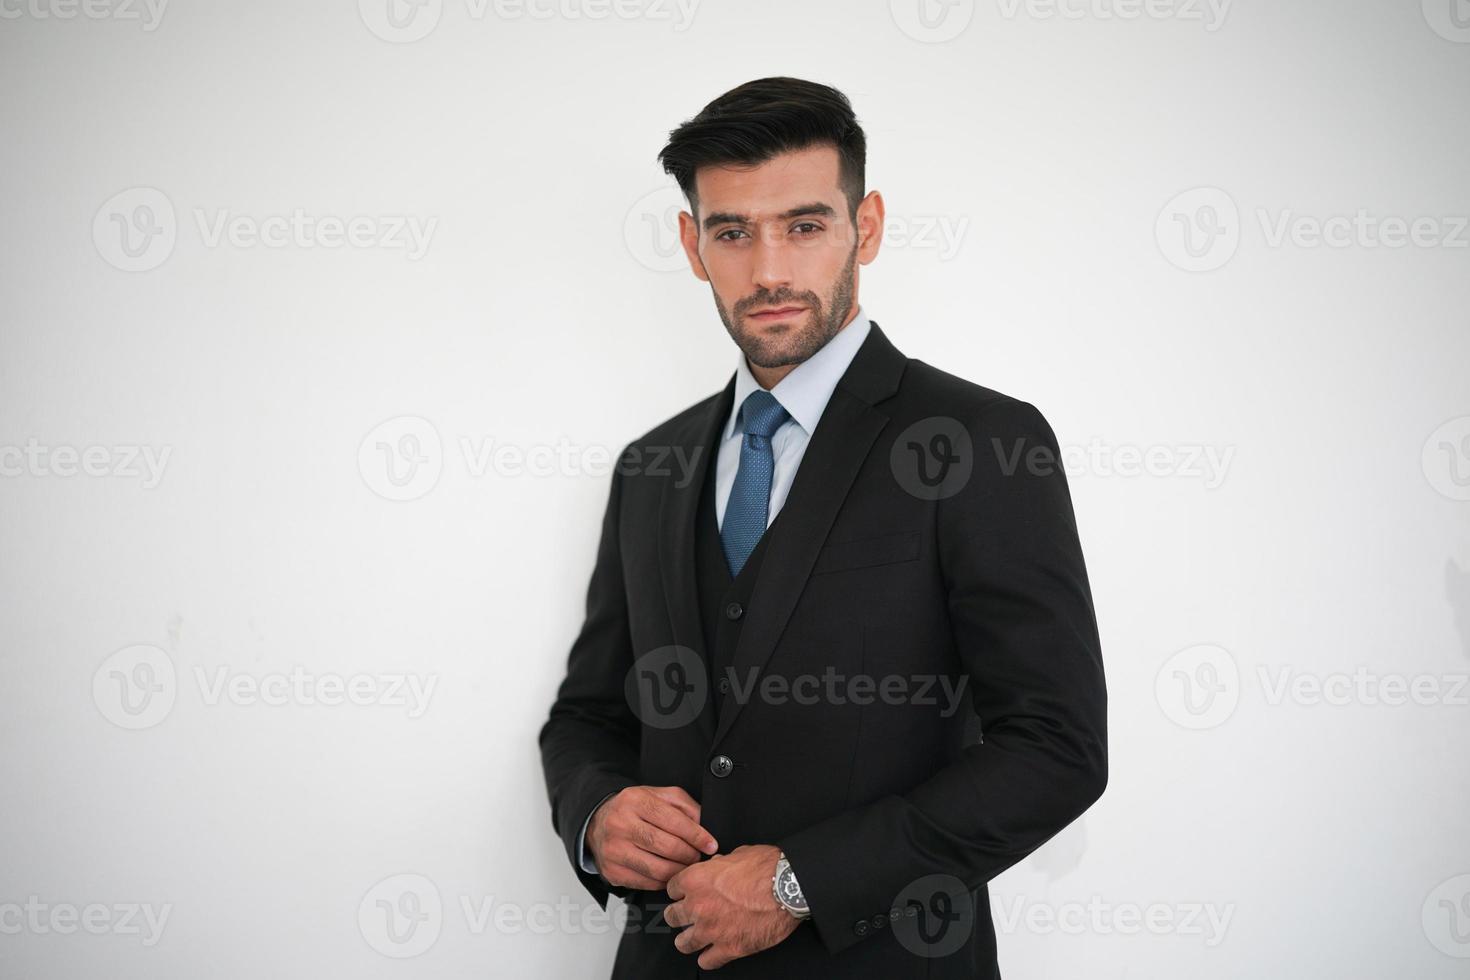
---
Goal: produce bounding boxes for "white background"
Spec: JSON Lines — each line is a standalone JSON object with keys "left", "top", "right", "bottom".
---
{"left": 2, "top": 0, "right": 1468, "bottom": 977}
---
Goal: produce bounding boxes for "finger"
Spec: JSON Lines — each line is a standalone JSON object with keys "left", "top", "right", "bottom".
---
{"left": 666, "top": 870, "right": 686, "bottom": 901}
{"left": 644, "top": 801, "right": 719, "bottom": 856}
{"left": 630, "top": 818, "right": 702, "bottom": 865}
{"left": 607, "top": 845, "right": 687, "bottom": 884}
{"left": 650, "top": 786, "right": 701, "bottom": 821}
{"left": 698, "top": 945, "right": 733, "bottom": 970}
{"left": 601, "top": 863, "right": 665, "bottom": 891}
{"left": 661, "top": 900, "right": 690, "bottom": 930}
{"left": 674, "top": 927, "right": 711, "bottom": 956}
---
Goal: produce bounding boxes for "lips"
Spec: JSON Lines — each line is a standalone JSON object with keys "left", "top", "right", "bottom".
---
{"left": 748, "top": 306, "right": 807, "bottom": 319}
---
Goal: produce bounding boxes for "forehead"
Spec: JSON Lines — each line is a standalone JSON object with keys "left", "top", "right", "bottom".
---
{"left": 692, "top": 144, "right": 843, "bottom": 219}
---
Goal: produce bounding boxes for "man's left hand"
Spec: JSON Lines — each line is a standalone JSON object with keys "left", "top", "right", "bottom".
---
{"left": 663, "top": 843, "right": 801, "bottom": 970}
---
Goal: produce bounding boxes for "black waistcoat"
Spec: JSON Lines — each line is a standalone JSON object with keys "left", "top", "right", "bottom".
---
{"left": 694, "top": 448, "right": 779, "bottom": 724}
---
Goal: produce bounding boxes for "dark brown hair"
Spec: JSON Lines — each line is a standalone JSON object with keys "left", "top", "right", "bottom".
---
{"left": 657, "top": 76, "right": 867, "bottom": 221}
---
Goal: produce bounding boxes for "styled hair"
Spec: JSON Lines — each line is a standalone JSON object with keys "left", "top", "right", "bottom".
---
{"left": 657, "top": 76, "right": 867, "bottom": 221}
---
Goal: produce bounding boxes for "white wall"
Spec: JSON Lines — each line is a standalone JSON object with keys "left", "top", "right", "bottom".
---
{"left": 1, "top": 1, "right": 1467, "bottom": 977}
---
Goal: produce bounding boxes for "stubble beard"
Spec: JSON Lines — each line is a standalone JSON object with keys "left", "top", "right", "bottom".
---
{"left": 713, "top": 245, "right": 859, "bottom": 371}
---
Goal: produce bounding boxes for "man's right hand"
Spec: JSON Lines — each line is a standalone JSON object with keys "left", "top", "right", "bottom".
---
{"left": 586, "top": 785, "right": 719, "bottom": 890}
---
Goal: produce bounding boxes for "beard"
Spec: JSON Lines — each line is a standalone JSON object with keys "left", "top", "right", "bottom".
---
{"left": 712, "top": 244, "right": 859, "bottom": 371}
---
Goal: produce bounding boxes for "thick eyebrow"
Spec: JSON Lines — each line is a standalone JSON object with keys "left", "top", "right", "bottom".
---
{"left": 701, "top": 202, "right": 837, "bottom": 232}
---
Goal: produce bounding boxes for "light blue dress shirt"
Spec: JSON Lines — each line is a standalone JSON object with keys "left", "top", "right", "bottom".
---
{"left": 576, "top": 306, "right": 874, "bottom": 876}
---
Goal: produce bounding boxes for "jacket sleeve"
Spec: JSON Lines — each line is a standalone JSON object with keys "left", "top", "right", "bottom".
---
{"left": 538, "top": 446, "right": 643, "bottom": 908}
{"left": 776, "top": 398, "right": 1108, "bottom": 955}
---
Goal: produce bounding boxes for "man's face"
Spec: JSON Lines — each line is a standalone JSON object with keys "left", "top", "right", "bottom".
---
{"left": 677, "top": 144, "right": 884, "bottom": 373}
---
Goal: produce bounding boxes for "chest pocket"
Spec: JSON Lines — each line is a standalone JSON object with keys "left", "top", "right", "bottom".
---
{"left": 810, "top": 529, "right": 922, "bottom": 575}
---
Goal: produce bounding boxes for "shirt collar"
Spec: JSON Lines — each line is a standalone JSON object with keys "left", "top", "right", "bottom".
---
{"left": 724, "top": 305, "right": 872, "bottom": 442}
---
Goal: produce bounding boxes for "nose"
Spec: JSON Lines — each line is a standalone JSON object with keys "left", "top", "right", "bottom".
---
{"left": 749, "top": 229, "right": 794, "bottom": 296}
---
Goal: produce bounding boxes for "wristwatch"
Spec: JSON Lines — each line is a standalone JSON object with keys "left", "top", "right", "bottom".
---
{"left": 772, "top": 851, "right": 811, "bottom": 920}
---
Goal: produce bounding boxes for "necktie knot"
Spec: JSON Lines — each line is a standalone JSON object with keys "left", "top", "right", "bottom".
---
{"left": 740, "top": 390, "right": 790, "bottom": 441}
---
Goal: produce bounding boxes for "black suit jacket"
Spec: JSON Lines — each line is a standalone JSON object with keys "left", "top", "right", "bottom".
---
{"left": 538, "top": 321, "right": 1108, "bottom": 979}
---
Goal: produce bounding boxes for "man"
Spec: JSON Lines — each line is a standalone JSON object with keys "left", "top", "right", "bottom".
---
{"left": 538, "top": 76, "right": 1107, "bottom": 979}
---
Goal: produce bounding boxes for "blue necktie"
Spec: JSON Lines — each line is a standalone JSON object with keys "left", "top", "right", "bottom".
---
{"left": 721, "top": 389, "right": 791, "bottom": 578}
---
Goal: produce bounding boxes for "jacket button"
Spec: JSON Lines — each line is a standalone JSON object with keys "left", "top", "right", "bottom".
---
{"left": 717, "top": 677, "right": 730, "bottom": 694}
{"left": 871, "top": 913, "right": 887, "bottom": 930}
{"left": 854, "top": 919, "right": 870, "bottom": 936}
{"left": 724, "top": 601, "right": 743, "bottom": 620}
{"left": 709, "top": 754, "right": 734, "bottom": 778}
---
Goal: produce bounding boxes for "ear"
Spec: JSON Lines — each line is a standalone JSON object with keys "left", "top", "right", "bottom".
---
{"left": 678, "top": 208, "right": 709, "bottom": 282}
{"left": 854, "top": 190, "right": 886, "bottom": 266}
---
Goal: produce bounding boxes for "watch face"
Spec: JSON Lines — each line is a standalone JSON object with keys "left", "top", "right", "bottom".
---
{"left": 777, "top": 869, "right": 809, "bottom": 912}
